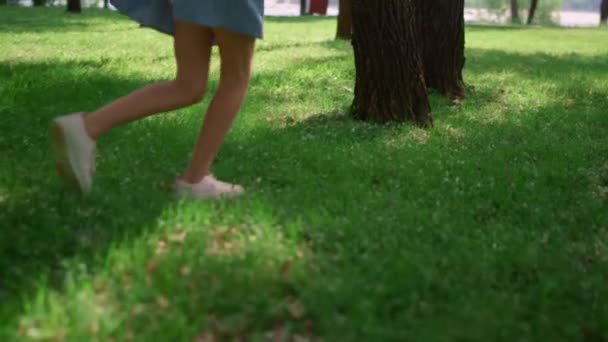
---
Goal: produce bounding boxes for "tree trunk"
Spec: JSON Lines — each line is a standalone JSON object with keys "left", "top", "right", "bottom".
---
{"left": 351, "top": 0, "right": 432, "bottom": 125}
{"left": 67, "top": 0, "right": 82, "bottom": 13}
{"left": 336, "top": 0, "right": 353, "bottom": 40}
{"left": 418, "top": 0, "right": 466, "bottom": 100}
{"left": 527, "top": 0, "right": 538, "bottom": 25}
{"left": 511, "top": 0, "right": 519, "bottom": 23}
{"left": 601, "top": 0, "right": 608, "bottom": 25}
{"left": 104, "top": 0, "right": 109, "bottom": 9}
{"left": 301, "top": 0, "right": 307, "bottom": 16}
{"left": 33, "top": 0, "right": 46, "bottom": 6}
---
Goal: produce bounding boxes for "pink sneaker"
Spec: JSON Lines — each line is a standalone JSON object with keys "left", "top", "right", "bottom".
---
{"left": 174, "top": 175, "right": 244, "bottom": 199}
{"left": 50, "top": 113, "right": 96, "bottom": 194}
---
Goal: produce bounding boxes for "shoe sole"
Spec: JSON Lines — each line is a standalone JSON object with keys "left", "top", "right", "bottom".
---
{"left": 176, "top": 193, "right": 244, "bottom": 200}
{"left": 174, "top": 186, "right": 244, "bottom": 200}
{"left": 50, "top": 123, "right": 83, "bottom": 193}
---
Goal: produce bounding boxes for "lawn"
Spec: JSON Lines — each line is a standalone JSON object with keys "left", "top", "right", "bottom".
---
{"left": 1, "top": 7, "right": 607, "bottom": 341}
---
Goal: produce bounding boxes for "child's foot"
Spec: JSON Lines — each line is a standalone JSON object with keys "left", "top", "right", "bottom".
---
{"left": 50, "top": 113, "right": 97, "bottom": 194}
{"left": 174, "top": 175, "right": 244, "bottom": 199}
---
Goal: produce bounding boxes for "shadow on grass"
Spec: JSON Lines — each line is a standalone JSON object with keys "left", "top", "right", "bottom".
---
{"left": 201, "top": 48, "right": 603, "bottom": 339}
{"left": 214, "top": 98, "right": 608, "bottom": 340}
{"left": 0, "top": 48, "right": 352, "bottom": 326}
{"left": 215, "top": 47, "right": 608, "bottom": 337}
{"left": 0, "top": 59, "right": 188, "bottom": 319}
{"left": 1, "top": 31, "right": 608, "bottom": 340}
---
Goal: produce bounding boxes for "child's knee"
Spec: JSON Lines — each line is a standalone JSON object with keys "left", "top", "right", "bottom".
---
{"left": 220, "top": 67, "right": 251, "bottom": 86}
{"left": 174, "top": 79, "right": 208, "bottom": 105}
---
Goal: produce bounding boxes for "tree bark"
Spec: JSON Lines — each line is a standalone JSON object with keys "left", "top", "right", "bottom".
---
{"left": 601, "top": 0, "right": 608, "bottom": 25}
{"left": 418, "top": 0, "right": 466, "bottom": 100}
{"left": 527, "top": 0, "right": 538, "bottom": 25}
{"left": 510, "top": 0, "right": 519, "bottom": 23}
{"left": 67, "top": 0, "right": 82, "bottom": 13}
{"left": 301, "top": 0, "right": 307, "bottom": 16}
{"left": 104, "top": 0, "right": 109, "bottom": 9}
{"left": 351, "top": 0, "right": 432, "bottom": 125}
{"left": 336, "top": 0, "right": 353, "bottom": 40}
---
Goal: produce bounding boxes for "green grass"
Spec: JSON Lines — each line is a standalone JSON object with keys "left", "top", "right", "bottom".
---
{"left": 1, "top": 7, "right": 608, "bottom": 341}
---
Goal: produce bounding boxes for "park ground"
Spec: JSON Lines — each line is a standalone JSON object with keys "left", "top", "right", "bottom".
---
{"left": 1, "top": 7, "right": 608, "bottom": 342}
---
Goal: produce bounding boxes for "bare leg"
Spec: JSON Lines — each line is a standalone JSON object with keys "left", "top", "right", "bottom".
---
{"left": 83, "top": 21, "right": 214, "bottom": 140}
{"left": 180, "top": 29, "right": 256, "bottom": 183}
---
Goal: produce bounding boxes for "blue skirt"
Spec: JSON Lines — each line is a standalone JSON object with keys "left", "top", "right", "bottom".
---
{"left": 110, "top": 0, "right": 264, "bottom": 39}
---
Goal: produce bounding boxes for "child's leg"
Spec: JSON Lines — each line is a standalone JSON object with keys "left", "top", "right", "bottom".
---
{"left": 84, "top": 21, "right": 214, "bottom": 140}
{"left": 180, "top": 29, "right": 256, "bottom": 183}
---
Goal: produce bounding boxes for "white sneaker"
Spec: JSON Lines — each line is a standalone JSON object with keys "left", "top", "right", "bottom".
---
{"left": 50, "top": 113, "right": 97, "bottom": 194}
{"left": 175, "top": 175, "right": 244, "bottom": 199}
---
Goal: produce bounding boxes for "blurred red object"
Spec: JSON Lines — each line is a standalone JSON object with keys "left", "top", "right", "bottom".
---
{"left": 309, "top": 0, "right": 328, "bottom": 15}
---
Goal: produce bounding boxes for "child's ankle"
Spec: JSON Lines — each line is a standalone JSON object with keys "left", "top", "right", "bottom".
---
{"left": 82, "top": 114, "right": 99, "bottom": 141}
{"left": 179, "top": 172, "right": 211, "bottom": 184}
